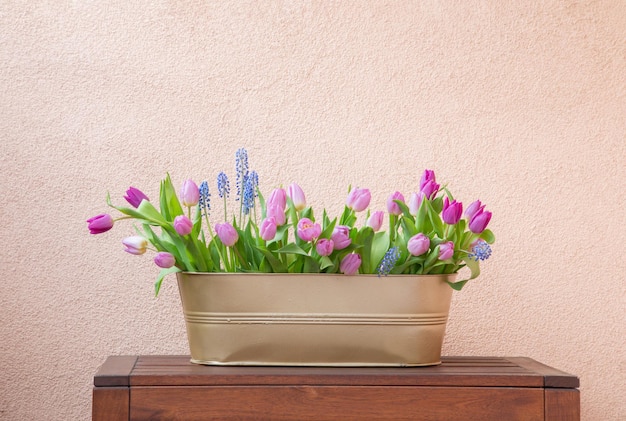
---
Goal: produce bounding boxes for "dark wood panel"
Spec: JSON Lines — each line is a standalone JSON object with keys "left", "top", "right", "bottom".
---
{"left": 506, "top": 357, "right": 580, "bottom": 388}
{"left": 92, "top": 387, "right": 129, "bottom": 421}
{"left": 130, "top": 386, "right": 544, "bottom": 421}
{"left": 545, "top": 389, "right": 580, "bottom": 421}
{"left": 127, "top": 355, "right": 546, "bottom": 388}
{"left": 94, "top": 356, "right": 138, "bottom": 387}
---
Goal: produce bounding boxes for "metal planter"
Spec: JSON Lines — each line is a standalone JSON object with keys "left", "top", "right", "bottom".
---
{"left": 177, "top": 272, "right": 454, "bottom": 367}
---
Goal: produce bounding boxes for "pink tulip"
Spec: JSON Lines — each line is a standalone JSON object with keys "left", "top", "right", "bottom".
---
{"left": 465, "top": 200, "right": 483, "bottom": 220}
{"left": 419, "top": 169, "right": 436, "bottom": 190}
{"left": 86, "top": 214, "right": 114, "bottom": 234}
{"left": 438, "top": 241, "right": 455, "bottom": 260}
{"left": 346, "top": 187, "right": 371, "bottom": 212}
{"left": 366, "top": 211, "right": 384, "bottom": 231}
{"left": 297, "top": 218, "right": 321, "bottom": 242}
{"left": 340, "top": 253, "right": 362, "bottom": 275}
{"left": 122, "top": 236, "right": 148, "bottom": 255}
{"left": 407, "top": 233, "right": 430, "bottom": 256}
{"left": 408, "top": 192, "right": 424, "bottom": 215}
{"left": 260, "top": 217, "right": 277, "bottom": 241}
{"left": 386, "top": 191, "right": 405, "bottom": 216}
{"left": 469, "top": 208, "right": 492, "bottom": 234}
{"left": 420, "top": 179, "right": 439, "bottom": 200}
{"left": 266, "top": 203, "right": 286, "bottom": 226}
{"left": 181, "top": 179, "right": 199, "bottom": 207}
{"left": 154, "top": 252, "right": 175, "bottom": 268}
{"left": 267, "top": 188, "right": 287, "bottom": 210}
{"left": 287, "top": 183, "right": 306, "bottom": 211}
{"left": 316, "top": 239, "right": 334, "bottom": 256}
{"left": 124, "top": 187, "right": 149, "bottom": 208}
{"left": 442, "top": 197, "right": 463, "bottom": 225}
{"left": 331, "top": 225, "right": 351, "bottom": 250}
{"left": 173, "top": 215, "right": 193, "bottom": 236}
{"left": 215, "top": 222, "right": 239, "bottom": 247}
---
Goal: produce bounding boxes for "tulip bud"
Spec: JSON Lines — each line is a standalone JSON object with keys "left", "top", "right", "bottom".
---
{"left": 419, "top": 169, "right": 436, "bottom": 190}
{"left": 330, "top": 225, "right": 351, "bottom": 250}
{"left": 469, "top": 209, "right": 492, "bottom": 234}
{"left": 407, "top": 233, "right": 430, "bottom": 256}
{"left": 86, "top": 214, "right": 114, "bottom": 234}
{"left": 287, "top": 183, "right": 306, "bottom": 211}
{"left": 408, "top": 192, "right": 424, "bottom": 215}
{"left": 442, "top": 197, "right": 463, "bottom": 225}
{"left": 181, "top": 179, "right": 200, "bottom": 207}
{"left": 420, "top": 179, "right": 439, "bottom": 200}
{"left": 386, "top": 191, "right": 405, "bottom": 216}
{"left": 316, "top": 239, "right": 334, "bottom": 256}
{"left": 267, "top": 188, "right": 287, "bottom": 211}
{"left": 340, "top": 253, "right": 362, "bottom": 275}
{"left": 267, "top": 203, "right": 286, "bottom": 226}
{"left": 346, "top": 187, "right": 371, "bottom": 212}
{"left": 438, "top": 241, "right": 455, "bottom": 260}
{"left": 366, "top": 211, "right": 384, "bottom": 232}
{"left": 173, "top": 215, "right": 193, "bottom": 236}
{"left": 465, "top": 200, "right": 483, "bottom": 220}
{"left": 215, "top": 222, "right": 239, "bottom": 247}
{"left": 123, "top": 187, "right": 149, "bottom": 208}
{"left": 154, "top": 252, "right": 175, "bottom": 268}
{"left": 297, "top": 218, "right": 321, "bottom": 242}
{"left": 122, "top": 236, "right": 148, "bottom": 255}
{"left": 260, "top": 217, "right": 277, "bottom": 241}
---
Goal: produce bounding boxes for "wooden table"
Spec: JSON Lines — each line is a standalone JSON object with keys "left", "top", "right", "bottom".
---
{"left": 93, "top": 355, "right": 579, "bottom": 420}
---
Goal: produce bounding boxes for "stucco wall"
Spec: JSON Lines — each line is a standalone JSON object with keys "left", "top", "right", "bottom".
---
{"left": 1, "top": 1, "right": 624, "bottom": 420}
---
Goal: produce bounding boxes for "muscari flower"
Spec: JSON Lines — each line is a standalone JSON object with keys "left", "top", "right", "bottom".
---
{"left": 377, "top": 247, "right": 400, "bottom": 277}
{"left": 468, "top": 239, "right": 492, "bottom": 261}
{"left": 242, "top": 174, "right": 256, "bottom": 215}
{"left": 198, "top": 181, "right": 211, "bottom": 217}
{"left": 235, "top": 148, "right": 249, "bottom": 200}
{"left": 217, "top": 172, "right": 230, "bottom": 198}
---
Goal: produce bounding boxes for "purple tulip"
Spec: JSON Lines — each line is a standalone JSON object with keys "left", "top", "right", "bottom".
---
{"left": 407, "top": 233, "right": 430, "bottom": 256}
{"left": 340, "top": 253, "right": 362, "bottom": 275}
{"left": 469, "top": 208, "right": 492, "bottom": 234}
{"left": 267, "top": 188, "right": 287, "bottom": 211}
{"left": 420, "top": 179, "right": 440, "bottom": 200}
{"left": 331, "top": 225, "right": 351, "bottom": 250}
{"left": 465, "top": 200, "right": 483, "bottom": 220}
{"left": 260, "top": 217, "right": 277, "bottom": 241}
{"left": 173, "top": 215, "right": 193, "bottom": 236}
{"left": 122, "top": 236, "right": 148, "bottom": 255}
{"left": 124, "top": 187, "right": 149, "bottom": 208}
{"left": 438, "top": 241, "right": 455, "bottom": 260}
{"left": 297, "top": 218, "right": 321, "bottom": 242}
{"left": 316, "top": 239, "right": 334, "bottom": 256}
{"left": 366, "top": 211, "right": 384, "bottom": 231}
{"left": 419, "top": 169, "right": 436, "bottom": 190}
{"left": 181, "top": 179, "right": 199, "bottom": 207}
{"left": 154, "top": 252, "right": 175, "bottom": 268}
{"left": 386, "top": 191, "right": 405, "bottom": 216}
{"left": 442, "top": 197, "right": 463, "bottom": 225}
{"left": 408, "top": 192, "right": 424, "bottom": 215}
{"left": 287, "top": 183, "right": 306, "bottom": 211}
{"left": 215, "top": 222, "right": 239, "bottom": 247}
{"left": 86, "top": 214, "right": 114, "bottom": 234}
{"left": 346, "top": 187, "right": 371, "bottom": 212}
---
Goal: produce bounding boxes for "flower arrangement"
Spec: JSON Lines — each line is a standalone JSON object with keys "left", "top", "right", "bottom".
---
{"left": 87, "top": 148, "right": 494, "bottom": 295}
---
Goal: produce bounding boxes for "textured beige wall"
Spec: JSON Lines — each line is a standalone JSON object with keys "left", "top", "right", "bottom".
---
{"left": 1, "top": 1, "right": 624, "bottom": 420}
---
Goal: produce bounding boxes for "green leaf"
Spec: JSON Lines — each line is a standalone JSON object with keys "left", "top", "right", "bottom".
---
{"left": 256, "top": 246, "right": 287, "bottom": 272}
{"left": 370, "top": 231, "right": 389, "bottom": 274}
{"left": 449, "top": 256, "right": 481, "bottom": 290}
{"left": 480, "top": 229, "right": 495, "bottom": 244}
{"left": 154, "top": 266, "right": 181, "bottom": 297}
{"left": 319, "top": 256, "right": 334, "bottom": 271}
{"left": 302, "top": 256, "right": 320, "bottom": 273}
{"left": 277, "top": 243, "right": 309, "bottom": 256}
